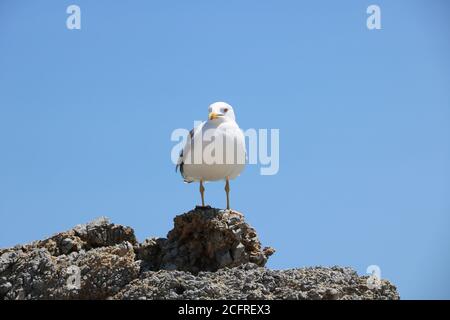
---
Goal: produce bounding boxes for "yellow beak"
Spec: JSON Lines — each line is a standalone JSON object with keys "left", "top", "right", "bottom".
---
{"left": 208, "top": 112, "right": 221, "bottom": 120}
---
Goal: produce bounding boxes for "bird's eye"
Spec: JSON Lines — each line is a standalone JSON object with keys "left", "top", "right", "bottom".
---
{"left": 223, "top": 108, "right": 229, "bottom": 113}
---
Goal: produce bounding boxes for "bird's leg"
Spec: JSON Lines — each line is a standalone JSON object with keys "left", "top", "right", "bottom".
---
{"left": 199, "top": 180, "right": 205, "bottom": 207}
{"left": 225, "top": 178, "right": 230, "bottom": 210}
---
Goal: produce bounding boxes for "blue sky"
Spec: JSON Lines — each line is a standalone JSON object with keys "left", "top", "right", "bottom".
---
{"left": 1, "top": 0, "right": 449, "bottom": 299}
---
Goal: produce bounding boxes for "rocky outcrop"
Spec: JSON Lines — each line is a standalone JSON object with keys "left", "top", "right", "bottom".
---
{"left": 0, "top": 217, "right": 140, "bottom": 300}
{"left": 0, "top": 207, "right": 399, "bottom": 300}
{"left": 152, "top": 206, "right": 274, "bottom": 273}
{"left": 114, "top": 264, "right": 399, "bottom": 300}
{"left": 134, "top": 206, "right": 274, "bottom": 273}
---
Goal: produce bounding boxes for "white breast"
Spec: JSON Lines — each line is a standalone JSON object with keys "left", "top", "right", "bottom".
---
{"left": 181, "top": 121, "right": 246, "bottom": 182}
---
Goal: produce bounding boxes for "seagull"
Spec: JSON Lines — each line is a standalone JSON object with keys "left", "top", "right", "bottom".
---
{"left": 176, "top": 102, "right": 246, "bottom": 210}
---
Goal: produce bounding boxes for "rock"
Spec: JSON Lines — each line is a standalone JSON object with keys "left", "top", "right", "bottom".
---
{"left": 158, "top": 206, "right": 275, "bottom": 273}
{"left": 134, "top": 238, "right": 165, "bottom": 272}
{"left": 113, "top": 263, "right": 399, "bottom": 300}
{"left": 0, "top": 251, "right": 19, "bottom": 274}
{"left": 216, "top": 250, "right": 233, "bottom": 267}
{"left": 0, "top": 278, "right": 12, "bottom": 295}
{"left": 0, "top": 210, "right": 400, "bottom": 300}
{"left": 60, "top": 238, "right": 76, "bottom": 254}
{"left": 73, "top": 241, "right": 140, "bottom": 299}
{"left": 232, "top": 243, "right": 245, "bottom": 261}
{"left": 324, "top": 288, "right": 340, "bottom": 300}
{"left": 74, "top": 217, "right": 137, "bottom": 248}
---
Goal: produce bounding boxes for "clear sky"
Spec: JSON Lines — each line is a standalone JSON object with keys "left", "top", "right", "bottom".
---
{"left": 1, "top": 0, "right": 449, "bottom": 299}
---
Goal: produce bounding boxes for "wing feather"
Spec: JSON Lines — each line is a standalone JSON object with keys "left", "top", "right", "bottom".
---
{"left": 175, "top": 127, "right": 196, "bottom": 182}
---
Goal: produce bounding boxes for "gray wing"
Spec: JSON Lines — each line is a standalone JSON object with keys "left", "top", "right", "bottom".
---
{"left": 175, "top": 128, "right": 195, "bottom": 182}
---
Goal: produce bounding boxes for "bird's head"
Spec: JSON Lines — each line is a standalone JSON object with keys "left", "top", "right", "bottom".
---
{"left": 208, "top": 102, "right": 236, "bottom": 122}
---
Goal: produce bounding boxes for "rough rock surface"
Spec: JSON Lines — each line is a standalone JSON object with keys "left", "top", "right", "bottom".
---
{"left": 114, "top": 264, "right": 398, "bottom": 300}
{"left": 0, "top": 208, "right": 399, "bottom": 300}
{"left": 157, "top": 206, "right": 275, "bottom": 273}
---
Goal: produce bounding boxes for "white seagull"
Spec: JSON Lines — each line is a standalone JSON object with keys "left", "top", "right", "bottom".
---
{"left": 176, "top": 102, "right": 246, "bottom": 209}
